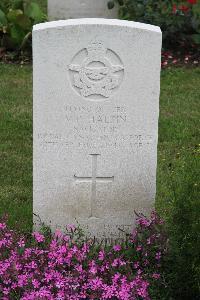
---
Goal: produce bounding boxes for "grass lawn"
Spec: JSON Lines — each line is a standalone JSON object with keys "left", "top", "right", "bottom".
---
{"left": 0, "top": 64, "right": 199, "bottom": 232}
{"left": 0, "top": 64, "right": 33, "bottom": 231}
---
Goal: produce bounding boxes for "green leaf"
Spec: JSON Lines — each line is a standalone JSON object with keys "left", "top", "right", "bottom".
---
{"left": 24, "top": 2, "right": 43, "bottom": 23}
{"left": 192, "top": 2, "right": 200, "bottom": 17}
{"left": 10, "top": 24, "right": 25, "bottom": 46}
{"left": 7, "top": 9, "right": 23, "bottom": 23}
{"left": 12, "top": 0, "right": 24, "bottom": 10}
{"left": 118, "top": 0, "right": 124, "bottom": 6}
{"left": 0, "top": 0, "right": 9, "bottom": 12}
{"left": 191, "top": 33, "right": 200, "bottom": 44}
{"left": 15, "top": 14, "right": 31, "bottom": 30}
{"left": 0, "top": 8, "right": 7, "bottom": 26}
{"left": 107, "top": 1, "right": 115, "bottom": 10}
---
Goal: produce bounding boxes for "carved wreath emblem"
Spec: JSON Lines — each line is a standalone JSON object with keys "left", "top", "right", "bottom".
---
{"left": 69, "top": 40, "right": 124, "bottom": 100}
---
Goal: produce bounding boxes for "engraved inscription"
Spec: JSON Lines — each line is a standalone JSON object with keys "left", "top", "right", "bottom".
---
{"left": 69, "top": 40, "right": 124, "bottom": 100}
{"left": 82, "top": 223, "right": 133, "bottom": 244}
{"left": 37, "top": 105, "right": 155, "bottom": 151}
{"left": 37, "top": 133, "right": 154, "bottom": 151}
{"left": 74, "top": 154, "right": 114, "bottom": 218}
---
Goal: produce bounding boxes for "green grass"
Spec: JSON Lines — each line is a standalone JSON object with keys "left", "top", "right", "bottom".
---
{"left": 0, "top": 65, "right": 200, "bottom": 233}
{"left": 156, "top": 68, "right": 200, "bottom": 213}
{"left": 0, "top": 64, "right": 33, "bottom": 231}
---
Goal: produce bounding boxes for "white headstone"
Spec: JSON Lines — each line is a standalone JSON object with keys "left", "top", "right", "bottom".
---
{"left": 48, "top": 0, "right": 118, "bottom": 20}
{"left": 33, "top": 19, "right": 161, "bottom": 242}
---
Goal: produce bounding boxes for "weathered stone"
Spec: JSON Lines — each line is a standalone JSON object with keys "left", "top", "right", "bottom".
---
{"left": 33, "top": 19, "right": 162, "bottom": 242}
{"left": 48, "top": 0, "right": 118, "bottom": 20}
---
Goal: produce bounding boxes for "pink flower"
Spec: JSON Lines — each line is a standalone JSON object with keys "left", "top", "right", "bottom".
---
{"left": 32, "top": 232, "right": 45, "bottom": 243}
{"left": 113, "top": 244, "right": 121, "bottom": 252}
{"left": 75, "top": 264, "right": 83, "bottom": 273}
{"left": 89, "top": 260, "right": 97, "bottom": 274}
{"left": 0, "top": 223, "right": 6, "bottom": 230}
{"left": 112, "top": 258, "right": 118, "bottom": 267}
{"left": 18, "top": 238, "right": 25, "bottom": 248}
{"left": 147, "top": 237, "right": 151, "bottom": 244}
{"left": 137, "top": 269, "right": 143, "bottom": 275}
{"left": 134, "top": 262, "right": 139, "bottom": 269}
{"left": 3, "top": 287, "right": 10, "bottom": 295}
{"left": 156, "top": 251, "right": 162, "bottom": 260}
{"left": 136, "top": 245, "right": 142, "bottom": 252}
{"left": 90, "top": 266, "right": 97, "bottom": 274}
{"left": 55, "top": 229, "right": 63, "bottom": 238}
{"left": 98, "top": 250, "right": 105, "bottom": 261}
{"left": 66, "top": 224, "right": 76, "bottom": 231}
{"left": 112, "top": 273, "right": 121, "bottom": 283}
{"left": 90, "top": 277, "right": 103, "bottom": 290}
{"left": 63, "top": 235, "right": 70, "bottom": 242}
{"left": 152, "top": 273, "right": 161, "bottom": 279}
{"left": 143, "top": 259, "right": 149, "bottom": 266}
{"left": 102, "top": 285, "right": 116, "bottom": 298}
{"left": 32, "top": 279, "right": 40, "bottom": 289}
{"left": 162, "top": 61, "right": 168, "bottom": 66}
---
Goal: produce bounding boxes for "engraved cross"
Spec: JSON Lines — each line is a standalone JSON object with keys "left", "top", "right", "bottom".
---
{"left": 74, "top": 154, "right": 114, "bottom": 218}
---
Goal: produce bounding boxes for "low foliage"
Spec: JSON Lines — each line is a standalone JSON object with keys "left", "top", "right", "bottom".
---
{"left": 0, "top": 0, "right": 46, "bottom": 51}
{"left": 0, "top": 212, "right": 169, "bottom": 299}
{"left": 108, "top": 0, "right": 200, "bottom": 49}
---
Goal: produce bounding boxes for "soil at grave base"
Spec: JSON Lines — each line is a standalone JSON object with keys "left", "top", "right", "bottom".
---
{"left": 161, "top": 46, "right": 200, "bottom": 69}
{"left": 0, "top": 48, "right": 32, "bottom": 65}
{"left": 0, "top": 47, "right": 199, "bottom": 69}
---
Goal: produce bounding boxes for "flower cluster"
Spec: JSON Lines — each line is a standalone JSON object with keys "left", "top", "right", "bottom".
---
{"left": 173, "top": 0, "right": 197, "bottom": 13}
{"left": 0, "top": 212, "right": 168, "bottom": 299}
{"left": 129, "top": 212, "right": 168, "bottom": 279}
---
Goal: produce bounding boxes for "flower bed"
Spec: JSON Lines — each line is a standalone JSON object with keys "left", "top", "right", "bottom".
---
{"left": 0, "top": 212, "right": 168, "bottom": 299}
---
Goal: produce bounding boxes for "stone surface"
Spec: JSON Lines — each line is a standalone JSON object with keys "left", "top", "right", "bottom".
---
{"left": 48, "top": 0, "right": 118, "bottom": 20}
{"left": 33, "top": 19, "right": 162, "bottom": 242}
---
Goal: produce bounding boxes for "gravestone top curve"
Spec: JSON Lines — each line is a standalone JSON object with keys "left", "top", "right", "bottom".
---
{"left": 33, "top": 18, "right": 161, "bottom": 33}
